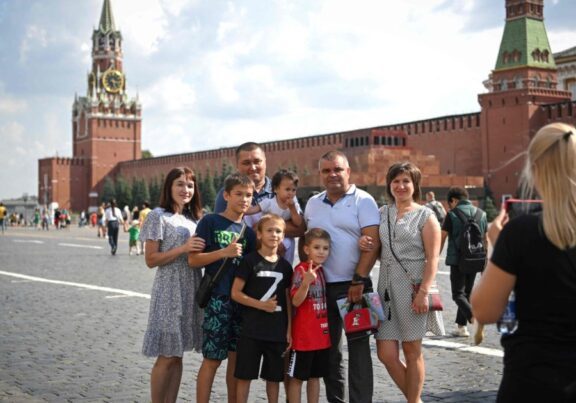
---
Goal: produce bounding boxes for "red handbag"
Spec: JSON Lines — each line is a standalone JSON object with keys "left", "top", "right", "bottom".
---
{"left": 411, "top": 282, "right": 443, "bottom": 311}
{"left": 344, "top": 299, "right": 379, "bottom": 340}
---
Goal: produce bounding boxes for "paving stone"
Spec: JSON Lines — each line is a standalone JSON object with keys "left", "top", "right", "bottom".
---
{"left": 0, "top": 227, "right": 503, "bottom": 401}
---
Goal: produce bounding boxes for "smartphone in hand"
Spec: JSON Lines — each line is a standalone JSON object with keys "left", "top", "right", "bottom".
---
{"left": 504, "top": 198, "right": 542, "bottom": 219}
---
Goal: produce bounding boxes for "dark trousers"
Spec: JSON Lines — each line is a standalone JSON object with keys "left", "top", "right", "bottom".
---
{"left": 107, "top": 221, "right": 119, "bottom": 251}
{"left": 325, "top": 282, "right": 373, "bottom": 403}
{"left": 450, "top": 265, "right": 477, "bottom": 326}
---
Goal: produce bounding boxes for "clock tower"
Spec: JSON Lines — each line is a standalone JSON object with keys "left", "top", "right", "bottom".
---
{"left": 72, "top": 0, "right": 142, "bottom": 208}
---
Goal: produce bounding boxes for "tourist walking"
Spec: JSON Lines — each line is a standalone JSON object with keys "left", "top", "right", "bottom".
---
{"left": 440, "top": 187, "right": 487, "bottom": 343}
{"left": 140, "top": 166, "right": 206, "bottom": 403}
{"left": 0, "top": 202, "right": 6, "bottom": 234}
{"left": 104, "top": 199, "right": 124, "bottom": 255}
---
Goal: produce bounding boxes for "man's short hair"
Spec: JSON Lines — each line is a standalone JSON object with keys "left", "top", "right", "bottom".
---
{"left": 224, "top": 173, "right": 255, "bottom": 193}
{"left": 304, "top": 228, "right": 331, "bottom": 246}
{"left": 235, "top": 142, "right": 263, "bottom": 160}
{"left": 446, "top": 186, "right": 469, "bottom": 202}
{"left": 318, "top": 150, "right": 349, "bottom": 170}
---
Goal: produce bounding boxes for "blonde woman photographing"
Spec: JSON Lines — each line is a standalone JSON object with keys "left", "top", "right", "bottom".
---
{"left": 471, "top": 122, "right": 576, "bottom": 402}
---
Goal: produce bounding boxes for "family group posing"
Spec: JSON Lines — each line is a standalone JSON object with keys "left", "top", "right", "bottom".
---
{"left": 139, "top": 122, "right": 576, "bottom": 403}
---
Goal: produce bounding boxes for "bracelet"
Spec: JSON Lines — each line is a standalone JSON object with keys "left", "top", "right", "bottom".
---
{"left": 350, "top": 281, "right": 364, "bottom": 286}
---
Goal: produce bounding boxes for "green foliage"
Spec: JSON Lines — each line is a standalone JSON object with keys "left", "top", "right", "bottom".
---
{"left": 202, "top": 170, "right": 217, "bottom": 211}
{"left": 100, "top": 177, "right": 116, "bottom": 204}
{"left": 132, "top": 178, "right": 150, "bottom": 208}
{"left": 483, "top": 184, "right": 494, "bottom": 200}
{"left": 141, "top": 149, "right": 153, "bottom": 159}
{"left": 148, "top": 177, "right": 161, "bottom": 208}
{"left": 115, "top": 176, "right": 132, "bottom": 209}
{"left": 219, "top": 160, "right": 234, "bottom": 184}
{"left": 482, "top": 196, "right": 499, "bottom": 222}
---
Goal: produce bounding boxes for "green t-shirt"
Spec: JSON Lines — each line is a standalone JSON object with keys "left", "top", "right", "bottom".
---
{"left": 128, "top": 226, "right": 140, "bottom": 242}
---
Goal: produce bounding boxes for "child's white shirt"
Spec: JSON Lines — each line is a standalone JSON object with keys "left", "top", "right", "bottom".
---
{"left": 258, "top": 196, "right": 302, "bottom": 265}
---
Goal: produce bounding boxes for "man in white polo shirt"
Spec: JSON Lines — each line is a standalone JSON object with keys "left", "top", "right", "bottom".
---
{"left": 303, "top": 150, "right": 380, "bottom": 403}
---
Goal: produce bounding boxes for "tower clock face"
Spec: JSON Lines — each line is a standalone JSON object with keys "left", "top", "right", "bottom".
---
{"left": 102, "top": 69, "right": 124, "bottom": 93}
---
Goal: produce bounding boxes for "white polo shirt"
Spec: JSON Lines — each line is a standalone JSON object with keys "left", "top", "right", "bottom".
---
{"left": 304, "top": 185, "right": 380, "bottom": 283}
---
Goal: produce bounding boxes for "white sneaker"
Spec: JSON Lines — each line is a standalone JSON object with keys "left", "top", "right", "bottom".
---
{"left": 451, "top": 326, "right": 470, "bottom": 337}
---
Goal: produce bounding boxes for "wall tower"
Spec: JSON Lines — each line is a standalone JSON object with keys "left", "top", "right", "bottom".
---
{"left": 478, "top": 0, "right": 571, "bottom": 200}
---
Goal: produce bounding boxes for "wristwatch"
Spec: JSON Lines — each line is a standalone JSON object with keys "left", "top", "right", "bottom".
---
{"left": 352, "top": 273, "right": 368, "bottom": 285}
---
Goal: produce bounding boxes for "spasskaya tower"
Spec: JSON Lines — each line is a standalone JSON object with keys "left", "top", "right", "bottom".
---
{"left": 38, "top": 0, "right": 142, "bottom": 211}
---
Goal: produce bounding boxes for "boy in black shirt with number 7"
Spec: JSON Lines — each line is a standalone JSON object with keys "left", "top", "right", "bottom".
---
{"left": 231, "top": 214, "right": 293, "bottom": 403}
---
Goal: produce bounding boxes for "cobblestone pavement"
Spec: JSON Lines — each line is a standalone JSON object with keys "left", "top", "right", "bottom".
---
{"left": 0, "top": 226, "right": 503, "bottom": 402}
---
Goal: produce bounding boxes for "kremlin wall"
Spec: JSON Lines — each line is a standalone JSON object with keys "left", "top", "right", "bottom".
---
{"left": 38, "top": 0, "right": 576, "bottom": 212}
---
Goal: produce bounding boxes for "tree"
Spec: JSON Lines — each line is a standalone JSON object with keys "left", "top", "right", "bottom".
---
{"left": 115, "top": 176, "right": 132, "bottom": 209}
{"left": 483, "top": 196, "right": 498, "bottom": 222}
{"left": 141, "top": 149, "right": 153, "bottom": 159}
{"left": 100, "top": 177, "right": 116, "bottom": 204}
{"left": 132, "top": 178, "right": 150, "bottom": 207}
{"left": 148, "top": 177, "right": 161, "bottom": 208}
{"left": 202, "top": 170, "right": 217, "bottom": 211}
{"left": 219, "top": 160, "right": 234, "bottom": 186}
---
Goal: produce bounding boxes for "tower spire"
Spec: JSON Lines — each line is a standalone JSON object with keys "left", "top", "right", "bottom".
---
{"left": 495, "top": 0, "right": 554, "bottom": 72}
{"left": 98, "top": 0, "right": 116, "bottom": 33}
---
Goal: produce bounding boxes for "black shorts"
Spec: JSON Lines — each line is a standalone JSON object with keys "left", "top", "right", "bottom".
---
{"left": 235, "top": 336, "right": 287, "bottom": 382}
{"left": 287, "top": 348, "right": 330, "bottom": 380}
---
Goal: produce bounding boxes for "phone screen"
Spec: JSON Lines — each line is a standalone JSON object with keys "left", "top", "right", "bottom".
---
{"left": 504, "top": 199, "right": 542, "bottom": 219}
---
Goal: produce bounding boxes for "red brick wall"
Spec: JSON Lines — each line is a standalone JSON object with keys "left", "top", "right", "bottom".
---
{"left": 37, "top": 157, "right": 87, "bottom": 211}
{"left": 479, "top": 91, "right": 573, "bottom": 203}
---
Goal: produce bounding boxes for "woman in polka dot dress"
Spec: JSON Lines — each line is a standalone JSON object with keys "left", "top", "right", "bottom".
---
{"left": 360, "top": 162, "right": 444, "bottom": 403}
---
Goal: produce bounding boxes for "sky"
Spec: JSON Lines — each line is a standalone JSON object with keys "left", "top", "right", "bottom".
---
{"left": 0, "top": 0, "right": 574, "bottom": 200}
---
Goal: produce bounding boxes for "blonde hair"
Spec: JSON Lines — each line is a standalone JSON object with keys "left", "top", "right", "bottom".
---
{"left": 521, "top": 122, "right": 576, "bottom": 249}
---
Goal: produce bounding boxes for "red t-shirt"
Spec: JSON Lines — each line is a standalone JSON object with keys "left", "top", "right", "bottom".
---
{"left": 290, "top": 262, "right": 331, "bottom": 351}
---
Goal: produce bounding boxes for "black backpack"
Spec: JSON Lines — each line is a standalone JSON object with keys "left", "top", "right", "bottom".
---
{"left": 452, "top": 208, "right": 487, "bottom": 274}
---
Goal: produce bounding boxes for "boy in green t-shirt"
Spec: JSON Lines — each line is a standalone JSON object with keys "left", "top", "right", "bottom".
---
{"left": 127, "top": 219, "right": 140, "bottom": 255}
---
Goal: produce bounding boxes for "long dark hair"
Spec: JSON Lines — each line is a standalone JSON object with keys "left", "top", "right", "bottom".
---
{"left": 159, "top": 167, "right": 203, "bottom": 220}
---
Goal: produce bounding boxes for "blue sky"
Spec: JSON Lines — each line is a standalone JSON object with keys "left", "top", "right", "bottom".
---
{"left": 0, "top": 0, "right": 574, "bottom": 201}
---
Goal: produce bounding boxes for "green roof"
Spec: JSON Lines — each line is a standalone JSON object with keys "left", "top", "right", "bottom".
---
{"left": 495, "top": 17, "right": 556, "bottom": 70}
{"left": 98, "top": 0, "right": 116, "bottom": 33}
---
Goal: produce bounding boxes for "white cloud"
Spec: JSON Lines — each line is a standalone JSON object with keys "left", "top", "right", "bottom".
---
{"left": 1, "top": 0, "right": 575, "bottom": 200}
{"left": 0, "top": 96, "right": 27, "bottom": 114}
{"left": 160, "top": 0, "right": 195, "bottom": 16}
{"left": 0, "top": 121, "right": 25, "bottom": 143}
{"left": 140, "top": 75, "right": 196, "bottom": 113}
{"left": 113, "top": 0, "right": 169, "bottom": 55}
{"left": 19, "top": 25, "right": 48, "bottom": 63}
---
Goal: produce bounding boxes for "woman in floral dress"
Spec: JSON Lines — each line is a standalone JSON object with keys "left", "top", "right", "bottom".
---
{"left": 140, "top": 166, "right": 205, "bottom": 403}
